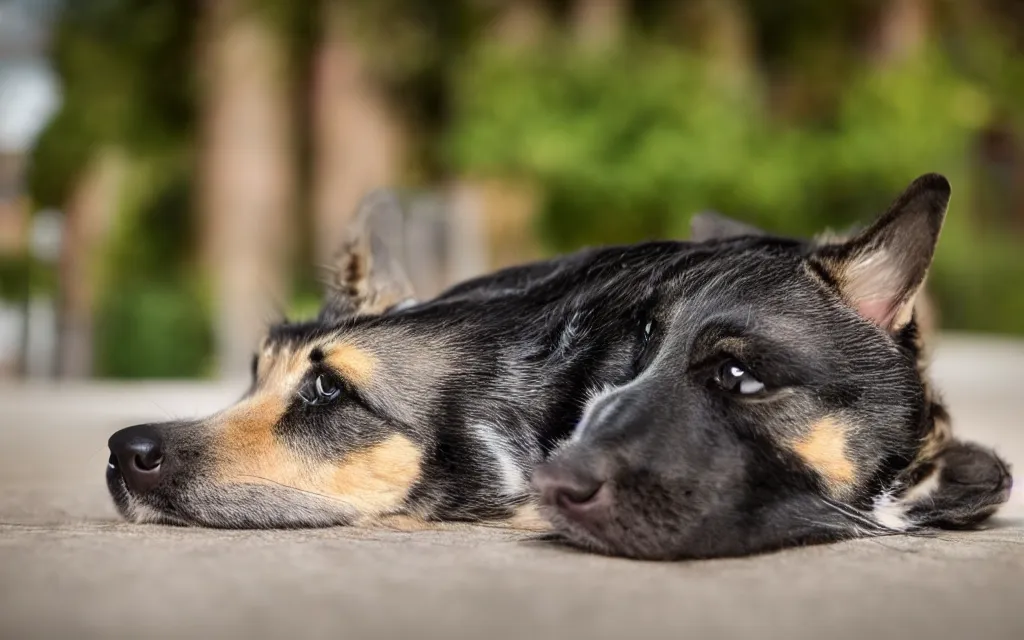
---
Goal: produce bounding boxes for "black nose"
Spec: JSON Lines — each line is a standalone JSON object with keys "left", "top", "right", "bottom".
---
{"left": 108, "top": 424, "right": 165, "bottom": 493}
{"left": 532, "top": 463, "right": 611, "bottom": 519}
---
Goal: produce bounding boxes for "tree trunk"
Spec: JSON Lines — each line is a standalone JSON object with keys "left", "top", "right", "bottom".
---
{"left": 56, "top": 148, "right": 124, "bottom": 378}
{"left": 492, "top": 0, "right": 547, "bottom": 51}
{"left": 444, "top": 1, "right": 550, "bottom": 283}
{"left": 197, "top": 0, "right": 295, "bottom": 377}
{"left": 682, "top": 0, "right": 754, "bottom": 92}
{"left": 310, "top": 1, "right": 405, "bottom": 269}
{"left": 872, "top": 0, "right": 930, "bottom": 64}
{"left": 571, "top": 0, "right": 627, "bottom": 50}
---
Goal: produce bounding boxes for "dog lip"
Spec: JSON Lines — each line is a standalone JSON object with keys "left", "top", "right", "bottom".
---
{"left": 105, "top": 461, "right": 132, "bottom": 517}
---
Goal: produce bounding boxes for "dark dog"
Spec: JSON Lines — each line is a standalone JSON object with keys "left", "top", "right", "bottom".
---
{"left": 106, "top": 176, "right": 1010, "bottom": 560}
{"left": 534, "top": 173, "right": 1012, "bottom": 558}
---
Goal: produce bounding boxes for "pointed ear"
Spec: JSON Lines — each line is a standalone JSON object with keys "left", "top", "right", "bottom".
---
{"left": 319, "top": 190, "right": 415, "bottom": 323}
{"left": 689, "top": 211, "right": 767, "bottom": 241}
{"left": 900, "top": 440, "right": 1013, "bottom": 529}
{"left": 810, "top": 173, "right": 950, "bottom": 332}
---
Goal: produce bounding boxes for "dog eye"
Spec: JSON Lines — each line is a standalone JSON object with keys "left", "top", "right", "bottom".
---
{"left": 715, "top": 361, "right": 765, "bottom": 395}
{"left": 300, "top": 374, "right": 342, "bottom": 406}
{"left": 640, "top": 318, "right": 655, "bottom": 346}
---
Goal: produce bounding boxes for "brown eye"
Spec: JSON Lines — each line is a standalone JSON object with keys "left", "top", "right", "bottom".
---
{"left": 300, "top": 374, "right": 342, "bottom": 406}
{"left": 716, "top": 361, "right": 765, "bottom": 395}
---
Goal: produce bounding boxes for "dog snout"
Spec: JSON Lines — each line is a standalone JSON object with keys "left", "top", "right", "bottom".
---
{"left": 532, "top": 462, "right": 612, "bottom": 520}
{"left": 108, "top": 424, "right": 165, "bottom": 494}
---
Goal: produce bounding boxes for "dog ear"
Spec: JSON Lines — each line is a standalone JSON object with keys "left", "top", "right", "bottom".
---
{"left": 900, "top": 440, "right": 1013, "bottom": 529}
{"left": 810, "top": 173, "right": 950, "bottom": 332}
{"left": 318, "top": 190, "right": 416, "bottom": 324}
{"left": 689, "top": 211, "right": 767, "bottom": 241}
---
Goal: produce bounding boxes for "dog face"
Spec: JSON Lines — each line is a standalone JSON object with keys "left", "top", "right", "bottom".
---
{"left": 106, "top": 194, "right": 445, "bottom": 527}
{"left": 535, "top": 174, "right": 1012, "bottom": 559}
{"left": 106, "top": 319, "right": 463, "bottom": 527}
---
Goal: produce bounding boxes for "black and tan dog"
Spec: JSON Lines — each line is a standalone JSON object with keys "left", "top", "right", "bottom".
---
{"left": 107, "top": 175, "right": 1011, "bottom": 559}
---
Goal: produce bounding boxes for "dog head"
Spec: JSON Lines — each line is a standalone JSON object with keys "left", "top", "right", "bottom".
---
{"left": 106, "top": 192, "right": 446, "bottom": 527}
{"left": 534, "top": 174, "right": 1012, "bottom": 559}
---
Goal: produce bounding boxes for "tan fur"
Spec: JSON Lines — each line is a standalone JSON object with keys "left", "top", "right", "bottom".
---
{"left": 255, "top": 341, "right": 313, "bottom": 387}
{"left": 326, "top": 343, "right": 376, "bottom": 386}
{"left": 326, "top": 434, "right": 423, "bottom": 513}
{"left": 372, "top": 514, "right": 446, "bottom": 531}
{"left": 215, "top": 394, "right": 290, "bottom": 474}
{"left": 373, "top": 504, "right": 553, "bottom": 533}
{"left": 505, "top": 504, "right": 554, "bottom": 531}
{"left": 218, "top": 344, "right": 314, "bottom": 481}
{"left": 217, "top": 416, "right": 422, "bottom": 517}
{"left": 792, "top": 418, "right": 857, "bottom": 497}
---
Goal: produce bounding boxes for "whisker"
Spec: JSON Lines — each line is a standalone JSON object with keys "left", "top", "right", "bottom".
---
{"left": 236, "top": 474, "right": 355, "bottom": 507}
{"left": 819, "top": 498, "right": 889, "bottom": 532}
{"left": 148, "top": 400, "right": 175, "bottom": 421}
{"left": 88, "top": 446, "right": 111, "bottom": 466}
{"left": 818, "top": 496, "right": 953, "bottom": 542}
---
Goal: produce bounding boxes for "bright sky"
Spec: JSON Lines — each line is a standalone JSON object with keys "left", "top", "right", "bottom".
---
{"left": 0, "top": 0, "right": 62, "bottom": 153}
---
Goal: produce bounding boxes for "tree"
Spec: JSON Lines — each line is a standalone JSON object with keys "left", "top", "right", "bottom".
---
{"left": 197, "top": 0, "right": 296, "bottom": 376}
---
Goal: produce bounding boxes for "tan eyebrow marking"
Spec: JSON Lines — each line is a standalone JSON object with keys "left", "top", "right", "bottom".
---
{"left": 792, "top": 417, "right": 857, "bottom": 497}
{"left": 325, "top": 343, "right": 376, "bottom": 386}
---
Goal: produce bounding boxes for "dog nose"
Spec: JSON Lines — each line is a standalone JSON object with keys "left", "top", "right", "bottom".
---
{"left": 532, "top": 463, "right": 611, "bottom": 518}
{"left": 108, "top": 424, "right": 165, "bottom": 493}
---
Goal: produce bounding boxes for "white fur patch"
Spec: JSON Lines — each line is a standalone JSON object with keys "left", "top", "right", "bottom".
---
{"left": 471, "top": 423, "right": 530, "bottom": 498}
{"left": 871, "top": 492, "right": 910, "bottom": 531}
{"left": 127, "top": 501, "right": 164, "bottom": 524}
{"left": 871, "top": 463, "right": 943, "bottom": 531}
{"left": 557, "top": 311, "right": 584, "bottom": 355}
{"left": 571, "top": 384, "right": 621, "bottom": 442}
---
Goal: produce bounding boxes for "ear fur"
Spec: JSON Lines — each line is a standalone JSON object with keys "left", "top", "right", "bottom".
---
{"left": 689, "top": 211, "right": 767, "bottom": 241}
{"left": 900, "top": 440, "right": 1013, "bottom": 529}
{"left": 810, "top": 173, "right": 950, "bottom": 332}
{"left": 319, "top": 190, "right": 415, "bottom": 323}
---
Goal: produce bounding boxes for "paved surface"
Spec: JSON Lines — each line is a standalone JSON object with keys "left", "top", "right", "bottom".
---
{"left": 1, "top": 334, "right": 1023, "bottom": 640}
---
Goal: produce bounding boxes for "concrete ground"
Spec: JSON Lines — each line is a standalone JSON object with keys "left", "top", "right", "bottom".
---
{"left": 1, "top": 334, "right": 1022, "bottom": 640}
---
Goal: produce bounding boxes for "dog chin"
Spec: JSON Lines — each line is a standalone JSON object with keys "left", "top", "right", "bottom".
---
{"left": 539, "top": 504, "right": 618, "bottom": 557}
{"left": 105, "top": 464, "right": 133, "bottom": 518}
{"left": 105, "top": 465, "right": 188, "bottom": 525}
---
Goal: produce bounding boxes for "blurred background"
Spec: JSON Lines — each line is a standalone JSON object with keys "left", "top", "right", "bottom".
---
{"left": 1, "top": 0, "right": 1024, "bottom": 380}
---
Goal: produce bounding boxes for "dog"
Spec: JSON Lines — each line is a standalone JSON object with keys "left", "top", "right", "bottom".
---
{"left": 533, "top": 173, "right": 1012, "bottom": 558}
{"left": 106, "top": 175, "right": 1011, "bottom": 560}
{"left": 106, "top": 192, "right": 657, "bottom": 528}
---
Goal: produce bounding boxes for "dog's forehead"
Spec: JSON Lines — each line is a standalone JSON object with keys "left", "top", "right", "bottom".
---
{"left": 665, "top": 250, "right": 825, "bottom": 323}
{"left": 253, "top": 320, "right": 379, "bottom": 387}
{"left": 261, "top": 319, "right": 339, "bottom": 351}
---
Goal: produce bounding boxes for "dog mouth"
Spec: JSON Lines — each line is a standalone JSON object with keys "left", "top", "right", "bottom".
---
{"left": 534, "top": 485, "right": 626, "bottom": 557}
{"left": 539, "top": 502, "right": 619, "bottom": 556}
{"left": 105, "top": 456, "right": 189, "bottom": 526}
{"left": 105, "top": 456, "right": 132, "bottom": 516}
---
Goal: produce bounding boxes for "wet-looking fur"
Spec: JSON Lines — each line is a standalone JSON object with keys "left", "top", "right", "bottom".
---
{"left": 107, "top": 177, "right": 1012, "bottom": 559}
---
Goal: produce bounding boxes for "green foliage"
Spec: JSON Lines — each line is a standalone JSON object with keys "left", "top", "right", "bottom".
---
{"left": 449, "top": 40, "right": 1024, "bottom": 334}
{"left": 28, "top": 0, "right": 197, "bottom": 208}
{"left": 95, "top": 278, "right": 213, "bottom": 378}
{"left": 25, "top": 0, "right": 210, "bottom": 377}
{"left": 449, "top": 42, "right": 771, "bottom": 245}
{"left": 93, "top": 157, "right": 213, "bottom": 378}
